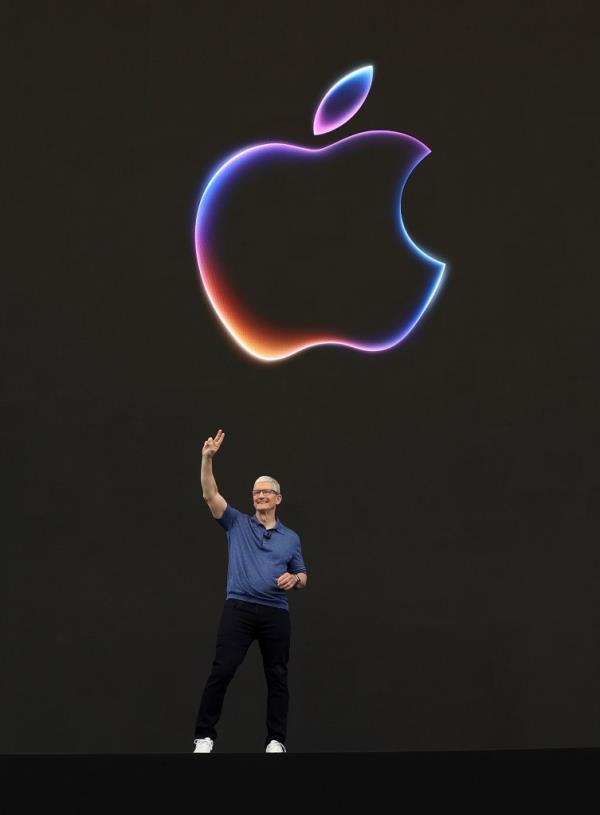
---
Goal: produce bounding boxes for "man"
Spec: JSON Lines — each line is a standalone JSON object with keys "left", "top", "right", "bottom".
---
{"left": 193, "top": 429, "right": 307, "bottom": 754}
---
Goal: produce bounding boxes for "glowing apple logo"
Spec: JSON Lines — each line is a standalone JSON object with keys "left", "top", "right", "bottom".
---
{"left": 194, "top": 65, "right": 445, "bottom": 361}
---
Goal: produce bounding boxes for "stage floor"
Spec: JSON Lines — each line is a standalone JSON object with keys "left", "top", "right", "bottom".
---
{"left": 1, "top": 748, "right": 599, "bottom": 810}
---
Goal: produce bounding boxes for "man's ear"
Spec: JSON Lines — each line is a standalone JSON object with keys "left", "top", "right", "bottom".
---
{"left": 276, "top": 494, "right": 283, "bottom": 505}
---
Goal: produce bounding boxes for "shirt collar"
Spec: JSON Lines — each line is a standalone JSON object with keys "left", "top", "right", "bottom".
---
{"left": 251, "top": 514, "right": 282, "bottom": 533}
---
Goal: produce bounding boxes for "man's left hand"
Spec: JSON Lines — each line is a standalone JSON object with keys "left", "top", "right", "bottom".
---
{"left": 276, "top": 572, "right": 298, "bottom": 591}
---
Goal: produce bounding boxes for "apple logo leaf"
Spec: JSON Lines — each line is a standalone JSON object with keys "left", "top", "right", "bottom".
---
{"left": 313, "top": 65, "right": 374, "bottom": 136}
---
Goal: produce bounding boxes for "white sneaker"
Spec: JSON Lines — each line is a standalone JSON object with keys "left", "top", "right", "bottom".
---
{"left": 265, "top": 740, "right": 286, "bottom": 753}
{"left": 193, "top": 737, "right": 214, "bottom": 753}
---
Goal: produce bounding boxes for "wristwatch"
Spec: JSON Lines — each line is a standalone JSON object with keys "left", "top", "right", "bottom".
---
{"left": 294, "top": 574, "right": 301, "bottom": 588}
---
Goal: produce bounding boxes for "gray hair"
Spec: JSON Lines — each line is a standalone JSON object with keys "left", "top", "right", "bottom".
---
{"left": 254, "top": 475, "right": 281, "bottom": 494}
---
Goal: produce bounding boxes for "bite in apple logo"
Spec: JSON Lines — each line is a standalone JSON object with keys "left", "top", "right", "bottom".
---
{"left": 194, "top": 65, "right": 446, "bottom": 362}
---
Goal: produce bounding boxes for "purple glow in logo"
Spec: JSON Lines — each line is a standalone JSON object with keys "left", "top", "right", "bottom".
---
{"left": 194, "top": 65, "right": 446, "bottom": 362}
{"left": 313, "top": 65, "right": 374, "bottom": 135}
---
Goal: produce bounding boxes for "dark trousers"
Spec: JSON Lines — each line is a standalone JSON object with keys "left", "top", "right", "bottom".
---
{"left": 195, "top": 599, "right": 291, "bottom": 746}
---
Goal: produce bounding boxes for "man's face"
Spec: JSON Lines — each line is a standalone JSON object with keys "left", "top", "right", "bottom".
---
{"left": 252, "top": 480, "right": 282, "bottom": 513}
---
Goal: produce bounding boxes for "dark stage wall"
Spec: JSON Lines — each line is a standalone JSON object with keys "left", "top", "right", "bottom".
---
{"left": 2, "top": 0, "right": 599, "bottom": 753}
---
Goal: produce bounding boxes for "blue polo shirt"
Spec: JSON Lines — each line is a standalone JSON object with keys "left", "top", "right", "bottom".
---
{"left": 216, "top": 504, "right": 306, "bottom": 610}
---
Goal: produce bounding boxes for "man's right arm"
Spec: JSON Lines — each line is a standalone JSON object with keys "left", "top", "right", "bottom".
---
{"left": 201, "top": 429, "right": 227, "bottom": 519}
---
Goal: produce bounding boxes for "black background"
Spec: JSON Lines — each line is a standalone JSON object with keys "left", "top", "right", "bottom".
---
{"left": 2, "top": 0, "right": 599, "bottom": 753}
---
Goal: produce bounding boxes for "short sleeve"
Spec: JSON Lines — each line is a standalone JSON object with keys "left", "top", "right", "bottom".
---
{"left": 216, "top": 504, "right": 244, "bottom": 532}
{"left": 288, "top": 535, "right": 307, "bottom": 574}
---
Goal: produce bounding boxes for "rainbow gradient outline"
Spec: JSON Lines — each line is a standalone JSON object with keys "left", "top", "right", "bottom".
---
{"left": 313, "top": 65, "right": 374, "bottom": 135}
{"left": 194, "top": 67, "right": 446, "bottom": 362}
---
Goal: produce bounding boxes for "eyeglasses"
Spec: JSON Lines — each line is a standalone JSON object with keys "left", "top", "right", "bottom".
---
{"left": 252, "top": 489, "right": 278, "bottom": 496}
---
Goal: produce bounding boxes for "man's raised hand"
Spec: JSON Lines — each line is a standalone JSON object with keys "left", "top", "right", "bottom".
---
{"left": 200, "top": 429, "right": 227, "bottom": 518}
{"left": 202, "top": 429, "right": 225, "bottom": 458}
